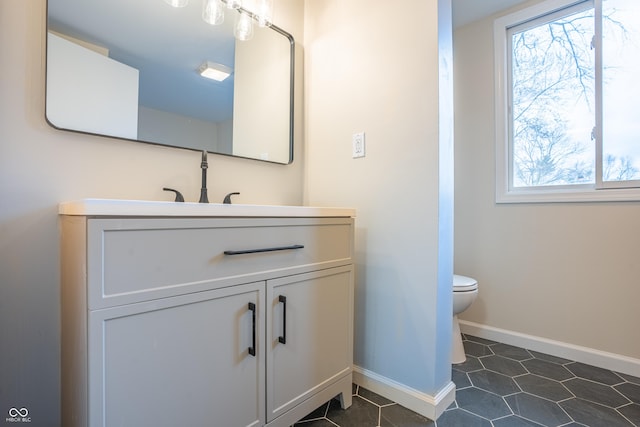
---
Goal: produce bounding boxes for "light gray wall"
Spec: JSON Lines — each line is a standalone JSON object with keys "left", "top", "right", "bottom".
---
{"left": 303, "top": 0, "right": 454, "bottom": 397}
{"left": 453, "top": 1, "right": 640, "bottom": 360}
{"left": 0, "top": 0, "right": 304, "bottom": 424}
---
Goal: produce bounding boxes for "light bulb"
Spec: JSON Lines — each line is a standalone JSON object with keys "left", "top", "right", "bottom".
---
{"left": 226, "top": 0, "right": 242, "bottom": 9}
{"left": 234, "top": 11, "right": 254, "bottom": 41}
{"left": 255, "top": 0, "right": 273, "bottom": 27}
{"left": 164, "top": 0, "right": 188, "bottom": 7}
{"left": 202, "top": 0, "right": 224, "bottom": 25}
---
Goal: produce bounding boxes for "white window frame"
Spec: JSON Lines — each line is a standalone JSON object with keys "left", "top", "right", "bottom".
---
{"left": 494, "top": 0, "right": 640, "bottom": 203}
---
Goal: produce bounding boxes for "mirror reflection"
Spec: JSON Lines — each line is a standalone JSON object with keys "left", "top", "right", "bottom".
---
{"left": 46, "top": 0, "right": 294, "bottom": 164}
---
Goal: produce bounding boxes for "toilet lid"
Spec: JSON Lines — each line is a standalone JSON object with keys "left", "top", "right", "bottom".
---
{"left": 454, "top": 274, "right": 478, "bottom": 291}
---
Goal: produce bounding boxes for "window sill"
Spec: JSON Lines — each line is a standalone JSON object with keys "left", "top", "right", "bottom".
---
{"left": 496, "top": 186, "right": 640, "bottom": 204}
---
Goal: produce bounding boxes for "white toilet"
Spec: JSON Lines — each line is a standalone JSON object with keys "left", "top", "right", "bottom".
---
{"left": 452, "top": 274, "right": 478, "bottom": 364}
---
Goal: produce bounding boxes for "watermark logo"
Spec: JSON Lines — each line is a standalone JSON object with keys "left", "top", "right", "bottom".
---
{"left": 6, "top": 407, "right": 30, "bottom": 423}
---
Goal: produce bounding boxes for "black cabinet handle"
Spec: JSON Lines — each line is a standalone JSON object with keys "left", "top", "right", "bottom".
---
{"left": 248, "top": 302, "right": 256, "bottom": 357}
{"left": 224, "top": 245, "right": 304, "bottom": 256}
{"left": 278, "top": 295, "right": 287, "bottom": 344}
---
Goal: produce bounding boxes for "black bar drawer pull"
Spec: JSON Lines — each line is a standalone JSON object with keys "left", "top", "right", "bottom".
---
{"left": 278, "top": 295, "right": 287, "bottom": 344}
{"left": 224, "top": 245, "right": 304, "bottom": 256}
{"left": 248, "top": 302, "right": 256, "bottom": 357}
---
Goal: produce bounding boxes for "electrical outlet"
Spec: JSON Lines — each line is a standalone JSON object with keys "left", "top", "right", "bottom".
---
{"left": 352, "top": 132, "right": 365, "bottom": 158}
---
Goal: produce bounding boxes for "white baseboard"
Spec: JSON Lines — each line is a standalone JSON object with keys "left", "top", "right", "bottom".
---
{"left": 459, "top": 320, "right": 640, "bottom": 378}
{"left": 353, "top": 365, "right": 456, "bottom": 421}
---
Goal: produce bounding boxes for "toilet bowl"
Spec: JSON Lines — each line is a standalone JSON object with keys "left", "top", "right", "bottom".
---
{"left": 452, "top": 274, "right": 478, "bottom": 364}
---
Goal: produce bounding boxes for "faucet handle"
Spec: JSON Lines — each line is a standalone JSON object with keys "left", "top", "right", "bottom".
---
{"left": 223, "top": 192, "right": 240, "bottom": 204}
{"left": 163, "top": 188, "right": 185, "bottom": 202}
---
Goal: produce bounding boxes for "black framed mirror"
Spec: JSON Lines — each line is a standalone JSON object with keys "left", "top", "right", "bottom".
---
{"left": 46, "top": 0, "right": 294, "bottom": 164}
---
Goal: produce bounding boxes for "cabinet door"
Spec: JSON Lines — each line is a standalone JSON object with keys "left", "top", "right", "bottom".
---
{"left": 88, "top": 282, "right": 265, "bottom": 427}
{"left": 266, "top": 266, "right": 354, "bottom": 422}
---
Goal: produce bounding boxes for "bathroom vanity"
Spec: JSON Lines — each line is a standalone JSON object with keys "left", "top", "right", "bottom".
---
{"left": 59, "top": 199, "right": 355, "bottom": 427}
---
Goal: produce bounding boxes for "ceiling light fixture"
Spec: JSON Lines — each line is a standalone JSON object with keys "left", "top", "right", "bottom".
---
{"left": 198, "top": 61, "right": 232, "bottom": 81}
{"left": 254, "top": 0, "right": 273, "bottom": 27}
{"left": 234, "top": 11, "right": 254, "bottom": 41}
{"left": 166, "top": 0, "right": 274, "bottom": 41}
{"left": 164, "top": 0, "right": 189, "bottom": 8}
{"left": 204, "top": 0, "right": 274, "bottom": 39}
{"left": 202, "top": 0, "right": 225, "bottom": 25}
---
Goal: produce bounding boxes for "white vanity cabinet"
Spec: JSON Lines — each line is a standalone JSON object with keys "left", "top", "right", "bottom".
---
{"left": 91, "top": 282, "right": 266, "bottom": 427}
{"left": 60, "top": 201, "right": 355, "bottom": 427}
{"left": 266, "top": 268, "right": 353, "bottom": 423}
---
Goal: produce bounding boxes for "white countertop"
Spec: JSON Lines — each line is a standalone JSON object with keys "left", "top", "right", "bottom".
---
{"left": 59, "top": 199, "right": 356, "bottom": 218}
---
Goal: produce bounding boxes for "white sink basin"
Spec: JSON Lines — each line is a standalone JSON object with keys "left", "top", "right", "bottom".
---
{"left": 59, "top": 198, "right": 355, "bottom": 218}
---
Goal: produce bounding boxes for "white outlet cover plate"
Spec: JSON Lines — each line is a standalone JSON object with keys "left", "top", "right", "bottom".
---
{"left": 352, "top": 132, "right": 365, "bottom": 158}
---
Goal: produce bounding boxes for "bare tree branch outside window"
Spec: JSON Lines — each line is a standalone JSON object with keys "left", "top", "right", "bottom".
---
{"left": 510, "top": 4, "right": 636, "bottom": 187}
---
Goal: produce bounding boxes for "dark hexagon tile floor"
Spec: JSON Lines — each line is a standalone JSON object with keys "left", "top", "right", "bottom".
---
{"left": 292, "top": 334, "right": 640, "bottom": 427}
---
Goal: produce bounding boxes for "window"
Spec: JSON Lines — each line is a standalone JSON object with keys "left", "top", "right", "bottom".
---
{"left": 494, "top": 0, "right": 640, "bottom": 202}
